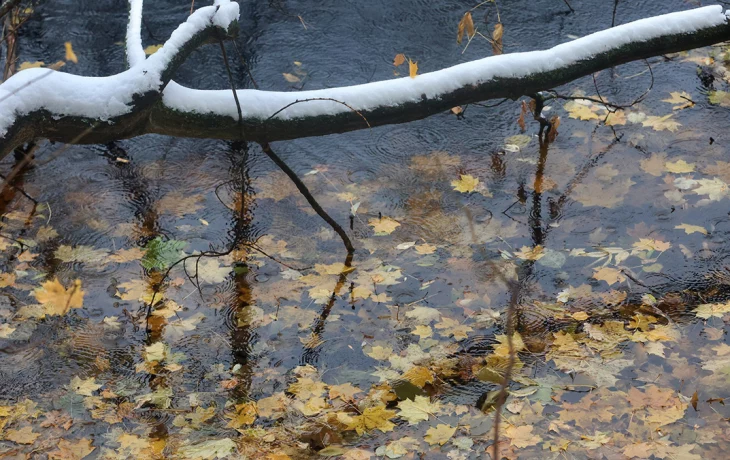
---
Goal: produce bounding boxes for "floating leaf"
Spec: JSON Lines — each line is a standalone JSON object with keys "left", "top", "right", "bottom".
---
{"left": 283, "top": 73, "right": 300, "bottom": 83}
{"left": 144, "top": 44, "right": 163, "bottom": 55}
{"left": 592, "top": 267, "right": 625, "bottom": 286}
{"left": 64, "top": 42, "right": 78, "bottom": 63}
{"left": 674, "top": 223, "right": 707, "bottom": 235}
{"left": 642, "top": 114, "right": 681, "bottom": 132}
{"left": 408, "top": 59, "right": 418, "bottom": 78}
{"left": 345, "top": 405, "right": 396, "bottom": 435}
{"left": 368, "top": 216, "right": 401, "bottom": 235}
{"left": 662, "top": 91, "right": 694, "bottom": 110}
{"left": 424, "top": 424, "right": 457, "bottom": 446}
{"left": 451, "top": 174, "right": 479, "bottom": 193}
{"left": 34, "top": 278, "right": 85, "bottom": 316}
{"left": 397, "top": 395, "right": 440, "bottom": 425}
{"left": 665, "top": 159, "right": 695, "bottom": 173}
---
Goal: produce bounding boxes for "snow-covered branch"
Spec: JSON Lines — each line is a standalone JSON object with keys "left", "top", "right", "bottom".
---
{"left": 1, "top": 3, "right": 729, "bottom": 158}
{"left": 0, "top": 0, "right": 239, "bottom": 156}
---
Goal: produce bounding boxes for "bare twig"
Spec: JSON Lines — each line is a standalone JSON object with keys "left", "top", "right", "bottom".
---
{"left": 259, "top": 141, "right": 354, "bottom": 254}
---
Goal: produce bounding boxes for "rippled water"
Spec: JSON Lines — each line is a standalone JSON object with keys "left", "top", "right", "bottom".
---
{"left": 3, "top": 0, "right": 730, "bottom": 455}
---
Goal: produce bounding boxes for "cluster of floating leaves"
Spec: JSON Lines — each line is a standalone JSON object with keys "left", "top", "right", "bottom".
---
{"left": 5, "top": 22, "right": 730, "bottom": 460}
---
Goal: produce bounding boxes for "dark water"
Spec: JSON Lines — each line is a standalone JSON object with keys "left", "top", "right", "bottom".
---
{"left": 2, "top": 0, "right": 730, "bottom": 455}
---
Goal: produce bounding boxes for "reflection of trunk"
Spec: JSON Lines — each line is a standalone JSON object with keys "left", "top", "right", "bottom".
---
{"left": 226, "top": 142, "right": 257, "bottom": 400}
{"left": 301, "top": 252, "right": 353, "bottom": 366}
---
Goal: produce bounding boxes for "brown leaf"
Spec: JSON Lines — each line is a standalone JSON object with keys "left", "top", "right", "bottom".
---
{"left": 492, "top": 23, "right": 504, "bottom": 55}
{"left": 34, "top": 278, "right": 85, "bottom": 316}
{"left": 691, "top": 390, "right": 698, "bottom": 411}
{"left": 393, "top": 53, "right": 406, "bottom": 67}
{"left": 518, "top": 101, "right": 527, "bottom": 132}
{"left": 547, "top": 115, "right": 560, "bottom": 143}
{"left": 457, "top": 12, "right": 475, "bottom": 44}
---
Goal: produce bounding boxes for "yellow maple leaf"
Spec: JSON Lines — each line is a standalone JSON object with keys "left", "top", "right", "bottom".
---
{"left": 0, "top": 272, "right": 15, "bottom": 288}
{"left": 368, "top": 216, "right": 400, "bottom": 235}
{"left": 397, "top": 395, "right": 440, "bottom": 425}
{"left": 346, "top": 405, "right": 396, "bottom": 435}
{"left": 604, "top": 110, "right": 627, "bottom": 126}
{"left": 424, "top": 424, "right": 457, "bottom": 446}
{"left": 282, "top": 73, "right": 300, "bottom": 83}
{"left": 5, "top": 426, "right": 39, "bottom": 445}
{"left": 34, "top": 278, "right": 85, "bottom": 315}
{"left": 632, "top": 238, "right": 671, "bottom": 252}
{"left": 402, "top": 366, "right": 434, "bottom": 387}
{"left": 661, "top": 91, "right": 694, "bottom": 110}
{"left": 592, "top": 267, "right": 625, "bottom": 286}
{"left": 70, "top": 376, "right": 101, "bottom": 396}
{"left": 513, "top": 245, "right": 545, "bottom": 261}
{"left": 144, "top": 44, "right": 163, "bottom": 55}
{"left": 408, "top": 59, "right": 418, "bottom": 78}
{"left": 506, "top": 424, "right": 542, "bottom": 448}
{"left": 695, "top": 302, "right": 730, "bottom": 319}
{"left": 451, "top": 174, "right": 479, "bottom": 193}
{"left": 565, "top": 101, "right": 601, "bottom": 121}
{"left": 665, "top": 159, "right": 695, "bottom": 173}
{"left": 64, "top": 42, "right": 78, "bottom": 63}
{"left": 674, "top": 223, "right": 707, "bottom": 235}
{"left": 18, "top": 61, "right": 44, "bottom": 71}
{"left": 329, "top": 383, "right": 362, "bottom": 401}
{"left": 49, "top": 438, "right": 95, "bottom": 460}
{"left": 642, "top": 114, "right": 681, "bottom": 132}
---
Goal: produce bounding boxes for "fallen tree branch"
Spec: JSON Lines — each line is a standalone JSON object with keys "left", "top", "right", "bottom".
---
{"left": 0, "top": 3, "right": 729, "bottom": 158}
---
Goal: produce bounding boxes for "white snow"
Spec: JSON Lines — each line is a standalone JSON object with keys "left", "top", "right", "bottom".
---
{"left": 0, "top": 0, "right": 240, "bottom": 137}
{"left": 126, "top": 0, "right": 146, "bottom": 67}
{"left": 162, "top": 5, "right": 727, "bottom": 122}
{"left": 0, "top": 3, "right": 726, "bottom": 139}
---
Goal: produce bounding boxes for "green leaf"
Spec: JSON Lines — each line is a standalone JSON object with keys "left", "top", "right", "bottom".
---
{"left": 141, "top": 237, "right": 186, "bottom": 270}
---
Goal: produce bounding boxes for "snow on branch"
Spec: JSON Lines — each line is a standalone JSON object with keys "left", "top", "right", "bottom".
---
{"left": 0, "top": 0, "right": 239, "bottom": 151}
{"left": 0, "top": 3, "right": 729, "bottom": 157}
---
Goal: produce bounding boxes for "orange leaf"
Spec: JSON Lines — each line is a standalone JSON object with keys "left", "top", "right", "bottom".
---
{"left": 408, "top": 59, "right": 418, "bottom": 79}
{"left": 393, "top": 53, "right": 406, "bottom": 67}
{"left": 492, "top": 23, "right": 503, "bottom": 55}
{"left": 64, "top": 42, "right": 78, "bottom": 63}
{"left": 457, "top": 12, "right": 475, "bottom": 44}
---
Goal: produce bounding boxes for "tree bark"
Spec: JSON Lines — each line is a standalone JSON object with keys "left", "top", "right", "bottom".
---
{"left": 0, "top": 2, "right": 729, "bottom": 159}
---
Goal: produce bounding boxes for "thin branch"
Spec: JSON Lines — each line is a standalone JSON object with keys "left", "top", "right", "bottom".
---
{"left": 259, "top": 141, "right": 354, "bottom": 254}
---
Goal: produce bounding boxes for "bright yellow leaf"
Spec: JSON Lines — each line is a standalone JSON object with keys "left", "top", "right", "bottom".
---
{"left": 424, "top": 424, "right": 456, "bottom": 446}
{"left": 368, "top": 216, "right": 400, "bottom": 235}
{"left": 34, "top": 278, "right": 85, "bottom": 316}
{"left": 451, "top": 174, "right": 479, "bottom": 193}
{"left": 346, "top": 405, "right": 396, "bottom": 435}
{"left": 64, "top": 42, "right": 78, "bottom": 63}
{"left": 408, "top": 59, "right": 418, "bottom": 78}
{"left": 665, "top": 159, "right": 695, "bottom": 173}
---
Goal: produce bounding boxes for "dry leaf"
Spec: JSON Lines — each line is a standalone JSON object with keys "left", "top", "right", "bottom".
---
{"left": 451, "top": 174, "right": 479, "bottom": 193}
{"left": 408, "top": 59, "right": 418, "bottom": 78}
{"left": 674, "top": 223, "right": 707, "bottom": 235}
{"left": 457, "top": 12, "right": 475, "bottom": 44}
{"left": 34, "top": 278, "right": 85, "bottom": 316}
{"left": 424, "top": 424, "right": 457, "bottom": 445}
{"left": 283, "top": 73, "right": 300, "bottom": 83}
{"left": 369, "top": 216, "right": 401, "bottom": 235}
{"left": 662, "top": 91, "right": 694, "bottom": 110}
{"left": 393, "top": 53, "right": 406, "bottom": 66}
{"left": 64, "top": 42, "right": 78, "bottom": 63}
{"left": 592, "top": 267, "right": 625, "bottom": 286}
{"left": 492, "top": 23, "right": 504, "bottom": 55}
